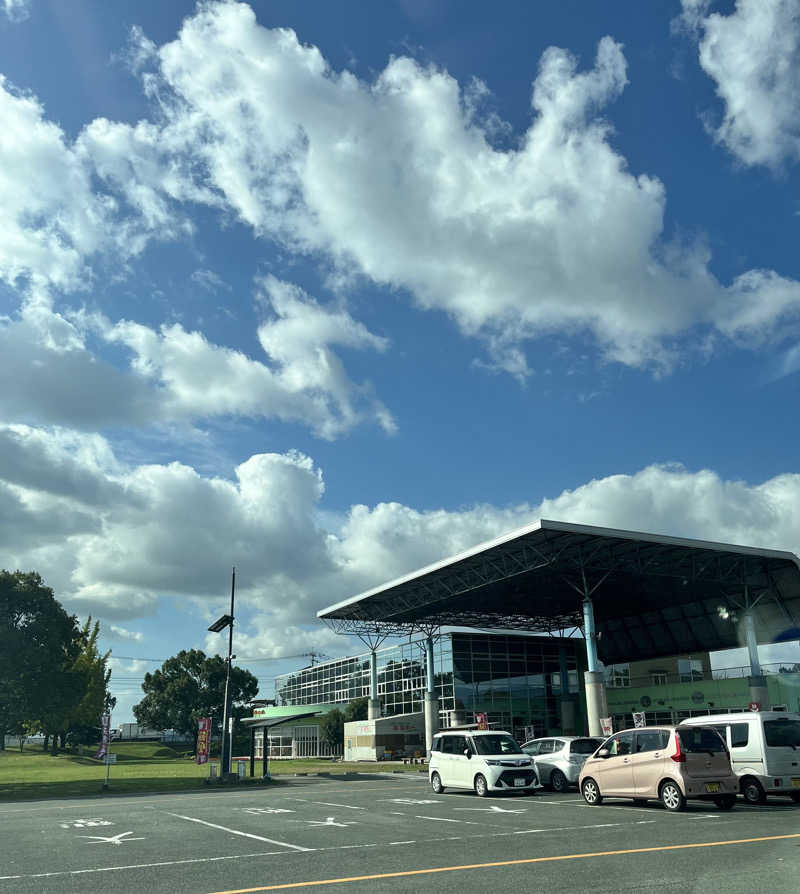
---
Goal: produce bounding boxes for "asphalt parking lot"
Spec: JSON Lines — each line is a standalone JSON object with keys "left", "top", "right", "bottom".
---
{"left": 1, "top": 774, "right": 798, "bottom": 894}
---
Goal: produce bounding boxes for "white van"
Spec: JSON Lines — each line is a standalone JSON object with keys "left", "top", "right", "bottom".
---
{"left": 429, "top": 729, "right": 541, "bottom": 797}
{"left": 680, "top": 712, "right": 800, "bottom": 803}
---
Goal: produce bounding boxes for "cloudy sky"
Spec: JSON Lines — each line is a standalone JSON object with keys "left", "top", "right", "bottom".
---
{"left": 2, "top": 0, "right": 799, "bottom": 721}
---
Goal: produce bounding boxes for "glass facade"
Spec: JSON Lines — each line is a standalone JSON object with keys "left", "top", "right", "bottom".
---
{"left": 275, "top": 632, "right": 583, "bottom": 742}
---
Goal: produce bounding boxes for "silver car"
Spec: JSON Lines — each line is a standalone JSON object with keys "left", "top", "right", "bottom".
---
{"left": 521, "top": 736, "right": 604, "bottom": 792}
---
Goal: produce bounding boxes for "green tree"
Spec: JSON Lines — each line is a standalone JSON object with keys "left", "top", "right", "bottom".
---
{"left": 319, "top": 708, "right": 344, "bottom": 751}
{"left": 0, "top": 571, "right": 82, "bottom": 752}
{"left": 343, "top": 697, "right": 369, "bottom": 723}
{"left": 133, "top": 649, "right": 259, "bottom": 745}
{"left": 64, "top": 618, "right": 116, "bottom": 747}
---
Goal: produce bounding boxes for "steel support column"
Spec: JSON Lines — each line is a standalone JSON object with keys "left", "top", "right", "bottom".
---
{"left": 742, "top": 602, "right": 768, "bottom": 710}
{"left": 583, "top": 597, "right": 608, "bottom": 736}
{"left": 368, "top": 649, "right": 380, "bottom": 720}
{"left": 424, "top": 634, "right": 439, "bottom": 756}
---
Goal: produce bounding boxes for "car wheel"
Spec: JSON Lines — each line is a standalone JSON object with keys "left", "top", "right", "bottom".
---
{"left": 713, "top": 795, "right": 736, "bottom": 810}
{"left": 741, "top": 777, "right": 766, "bottom": 804}
{"left": 581, "top": 778, "right": 602, "bottom": 805}
{"left": 474, "top": 774, "right": 489, "bottom": 797}
{"left": 550, "top": 769, "right": 568, "bottom": 793}
{"left": 430, "top": 772, "right": 445, "bottom": 795}
{"left": 660, "top": 780, "right": 686, "bottom": 812}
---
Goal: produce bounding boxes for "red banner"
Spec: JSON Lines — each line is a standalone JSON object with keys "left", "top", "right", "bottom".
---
{"left": 94, "top": 713, "right": 110, "bottom": 760}
{"left": 196, "top": 717, "right": 211, "bottom": 765}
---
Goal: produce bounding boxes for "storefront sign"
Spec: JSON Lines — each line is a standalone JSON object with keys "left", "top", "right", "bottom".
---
{"left": 600, "top": 717, "right": 613, "bottom": 736}
{"left": 94, "top": 714, "right": 110, "bottom": 760}
{"left": 196, "top": 717, "right": 211, "bottom": 765}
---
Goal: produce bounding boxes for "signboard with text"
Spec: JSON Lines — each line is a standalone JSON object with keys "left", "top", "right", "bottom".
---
{"left": 600, "top": 717, "right": 614, "bottom": 736}
{"left": 632, "top": 712, "right": 646, "bottom": 728}
{"left": 748, "top": 702, "right": 761, "bottom": 712}
{"left": 475, "top": 712, "right": 489, "bottom": 730}
{"left": 196, "top": 717, "right": 211, "bottom": 765}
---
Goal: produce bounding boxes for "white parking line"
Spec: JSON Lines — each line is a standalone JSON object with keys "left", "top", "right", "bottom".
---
{"left": 0, "top": 817, "right": 664, "bottom": 882}
{"left": 166, "top": 813, "right": 312, "bottom": 851}
{"left": 308, "top": 801, "right": 366, "bottom": 810}
{"left": 515, "top": 821, "right": 656, "bottom": 835}
{"left": 0, "top": 849, "right": 292, "bottom": 881}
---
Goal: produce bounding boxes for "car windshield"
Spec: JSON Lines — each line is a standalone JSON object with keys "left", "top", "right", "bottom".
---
{"left": 764, "top": 720, "right": 800, "bottom": 748}
{"left": 472, "top": 735, "right": 522, "bottom": 755}
{"left": 678, "top": 727, "right": 726, "bottom": 753}
{"left": 570, "top": 738, "right": 604, "bottom": 754}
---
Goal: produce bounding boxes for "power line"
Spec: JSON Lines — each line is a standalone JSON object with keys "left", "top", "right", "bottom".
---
{"left": 110, "top": 651, "right": 336, "bottom": 664}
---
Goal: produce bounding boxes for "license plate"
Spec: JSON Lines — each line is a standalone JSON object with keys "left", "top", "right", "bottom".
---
{"left": 704, "top": 782, "right": 720, "bottom": 793}
{"left": 792, "top": 778, "right": 800, "bottom": 789}
{"left": 514, "top": 778, "right": 526, "bottom": 787}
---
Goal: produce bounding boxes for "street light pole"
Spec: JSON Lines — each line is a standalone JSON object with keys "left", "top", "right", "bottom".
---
{"left": 209, "top": 567, "right": 236, "bottom": 777}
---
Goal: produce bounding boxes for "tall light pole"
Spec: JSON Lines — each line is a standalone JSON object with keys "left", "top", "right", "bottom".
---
{"left": 208, "top": 567, "right": 235, "bottom": 776}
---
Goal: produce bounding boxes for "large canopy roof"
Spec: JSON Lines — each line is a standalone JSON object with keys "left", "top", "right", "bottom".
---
{"left": 318, "top": 520, "right": 800, "bottom": 664}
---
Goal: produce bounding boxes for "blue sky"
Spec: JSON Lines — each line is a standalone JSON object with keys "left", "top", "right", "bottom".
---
{"left": 1, "top": 0, "right": 799, "bottom": 720}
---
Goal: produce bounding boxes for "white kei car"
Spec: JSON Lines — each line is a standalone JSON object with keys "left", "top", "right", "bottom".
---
{"left": 429, "top": 729, "right": 541, "bottom": 797}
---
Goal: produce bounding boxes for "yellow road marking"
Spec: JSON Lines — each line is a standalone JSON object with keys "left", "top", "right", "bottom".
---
{"left": 207, "top": 833, "right": 800, "bottom": 893}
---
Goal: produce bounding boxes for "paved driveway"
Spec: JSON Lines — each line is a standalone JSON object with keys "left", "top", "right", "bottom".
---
{"left": 1, "top": 774, "right": 798, "bottom": 894}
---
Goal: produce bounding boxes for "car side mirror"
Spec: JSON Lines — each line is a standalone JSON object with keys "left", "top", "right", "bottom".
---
{"left": 463, "top": 748, "right": 472, "bottom": 759}
{"left": 597, "top": 748, "right": 610, "bottom": 758}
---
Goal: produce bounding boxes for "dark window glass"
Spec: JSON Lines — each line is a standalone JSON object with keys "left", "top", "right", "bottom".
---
{"left": 431, "top": 736, "right": 442, "bottom": 753}
{"left": 522, "top": 742, "right": 540, "bottom": 755}
{"left": 450, "top": 735, "right": 467, "bottom": 754}
{"left": 764, "top": 720, "right": 800, "bottom": 747}
{"left": 608, "top": 732, "right": 634, "bottom": 756}
{"left": 729, "top": 723, "right": 749, "bottom": 748}
{"left": 537, "top": 739, "right": 555, "bottom": 754}
{"left": 678, "top": 727, "right": 726, "bottom": 753}
{"left": 472, "top": 734, "right": 522, "bottom": 755}
{"left": 635, "top": 730, "right": 670, "bottom": 753}
{"left": 570, "top": 738, "right": 604, "bottom": 755}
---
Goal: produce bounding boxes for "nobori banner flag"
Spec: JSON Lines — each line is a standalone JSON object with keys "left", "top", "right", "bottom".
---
{"left": 94, "top": 714, "right": 111, "bottom": 759}
{"left": 196, "top": 717, "right": 211, "bottom": 765}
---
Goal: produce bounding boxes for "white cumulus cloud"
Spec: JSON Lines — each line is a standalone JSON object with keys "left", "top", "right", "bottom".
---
{"left": 111, "top": 1, "right": 800, "bottom": 373}
{"left": 109, "top": 625, "right": 144, "bottom": 642}
{"left": 678, "top": 0, "right": 800, "bottom": 168}
{"left": 3, "top": 422, "right": 800, "bottom": 647}
{"left": 2, "top": 0, "right": 30, "bottom": 23}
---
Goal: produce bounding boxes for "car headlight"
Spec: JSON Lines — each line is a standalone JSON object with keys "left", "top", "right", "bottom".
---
{"left": 485, "top": 759, "right": 502, "bottom": 766}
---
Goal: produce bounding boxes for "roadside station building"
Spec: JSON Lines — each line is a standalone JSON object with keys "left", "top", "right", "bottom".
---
{"left": 317, "top": 520, "right": 800, "bottom": 756}
{"left": 275, "top": 631, "right": 585, "bottom": 745}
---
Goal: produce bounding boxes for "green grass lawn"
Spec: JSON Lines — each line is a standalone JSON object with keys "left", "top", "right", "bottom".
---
{"left": 0, "top": 743, "right": 424, "bottom": 801}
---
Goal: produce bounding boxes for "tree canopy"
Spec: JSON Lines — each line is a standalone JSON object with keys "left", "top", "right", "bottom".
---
{"left": 133, "top": 649, "right": 259, "bottom": 738}
{"left": 0, "top": 570, "right": 114, "bottom": 752}
{"left": 319, "top": 708, "right": 344, "bottom": 751}
{"left": 319, "top": 697, "right": 369, "bottom": 751}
